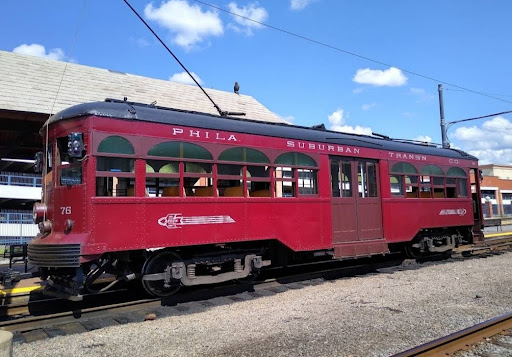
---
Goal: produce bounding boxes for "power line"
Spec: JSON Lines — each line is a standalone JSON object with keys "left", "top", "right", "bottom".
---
{"left": 446, "top": 88, "right": 512, "bottom": 98}
{"left": 122, "top": 0, "right": 245, "bottom": 117}
{"left": 193, "top": 0, "right": 512, "bottom": 105}
{"left": 448, "top": 110, "right": 512, "bottom": 127}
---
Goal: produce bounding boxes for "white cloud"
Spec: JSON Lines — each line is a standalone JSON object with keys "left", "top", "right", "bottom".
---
{"left": 227, "top": 2, "right": 268, "bottom": 35}
{"left": 290, "top": 0, "right": 314, "bottom": 10}
{"left": 409, "top": 87, "right": 434, "bottom": 103}
{"left": 169, "top": 71, "right": 203, "bottom": 85}
{"left": 132, "top": 37, "right": 151, "bottom": 48}
{"left": 353, "top": 67, "right": 407, "bottom": 87}
{"left": 13, "top": 44, "right": 65, "bottom": 61}
{"left": 361, "top": 102, "right": 376, "bottom": 111}
{"left": 328, "top": 108, "right": 372, "bottom": 135}
{"left": 413, "top": 135, "right": 432, "bottom": 143}
{"left": 277, "top": 113, "right": 294, "bottom": 124}
{"left": 452, "top": 116, "right": 512, "bottom": 164}
{"left": 352, "top": 87, "right": 364, "bottom": 94}
{"left": 144, "top": 0, "right": 223, "bottom": 50}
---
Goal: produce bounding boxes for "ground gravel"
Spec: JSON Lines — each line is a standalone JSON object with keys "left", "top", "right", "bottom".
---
{"left": 14, "top": 252, "right": 512, "bottom": 357}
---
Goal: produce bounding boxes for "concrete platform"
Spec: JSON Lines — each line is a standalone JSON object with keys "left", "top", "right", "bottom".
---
{"left": 0, "top": 277, "right": 42, "bottom": 297}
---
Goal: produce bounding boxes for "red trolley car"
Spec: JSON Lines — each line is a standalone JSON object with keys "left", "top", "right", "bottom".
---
{"left": 29, "top": 99, "right": 484, "bottom": 299}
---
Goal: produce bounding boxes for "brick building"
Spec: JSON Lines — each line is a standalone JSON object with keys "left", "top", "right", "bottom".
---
{"left": 480, "top": 164, "right": 512, "bottom": 218}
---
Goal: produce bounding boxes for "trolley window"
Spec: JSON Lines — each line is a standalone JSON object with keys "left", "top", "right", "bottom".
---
{"left": 275, "top": 153, "right": 318, "bottom": 197}
{"left": 56, "top": 136, "right": 84, "bottom": 186}
{"left": 420, "top": 165, "right": 444, "bottom": 198}
{"left": 331, "top": 160, "right": 352, "bottom": 198}
{"left": 218, "top": 147, "right": 270, "bottom": 197}
{"left": 96, "top": 135, "right": 136, "bottom": 197}
{"left": 98, "top": 136, "right": 134, "bottom": 154}
{"left": 446, "top": 167, "right": 468, "bottom": 198}
{"left": 146, "top": 141, "right": 213, "bottom": 197}
{"left": 390, "top": 162, "right": 418, "bottom": 198}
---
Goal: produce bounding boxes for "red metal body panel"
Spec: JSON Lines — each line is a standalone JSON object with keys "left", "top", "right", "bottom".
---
{"left": 382, "top": 199, "right": 474, "bottom": 242}
{"left": 31, "top": 113, "right": 480, "bottom": 261}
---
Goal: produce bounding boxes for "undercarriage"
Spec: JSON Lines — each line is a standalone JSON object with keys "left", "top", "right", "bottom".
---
{"left": 40, "top": 246, "right": 271, "bottom": 300}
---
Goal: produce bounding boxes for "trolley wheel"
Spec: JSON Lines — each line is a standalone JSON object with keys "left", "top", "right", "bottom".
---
{"left": 142, "top": 250, "right": 182, "bottom": 297}
{"left": 403, "top": 242, "right": 423, "bottom": 259}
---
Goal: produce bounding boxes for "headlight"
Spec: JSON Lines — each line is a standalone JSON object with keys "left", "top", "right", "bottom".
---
{"left": 33, "top": 202, "right": 47, "bottom": 223}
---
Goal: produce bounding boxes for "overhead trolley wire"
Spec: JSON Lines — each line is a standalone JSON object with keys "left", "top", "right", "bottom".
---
{"left": 193, "top": 0, "right": 512, "bottom": 105}
{"left": 122, "top": 0, "right": 245, "bottom": 117}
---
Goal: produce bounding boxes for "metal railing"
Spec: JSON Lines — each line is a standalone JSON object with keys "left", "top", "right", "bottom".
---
{"left": 0, "top": 211, "right": 37, "bottom": 245}
{"left": 0, "top": 171, "right": 42, "bottom": 187}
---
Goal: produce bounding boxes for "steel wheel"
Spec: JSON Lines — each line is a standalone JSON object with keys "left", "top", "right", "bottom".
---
{"left": 142, "top": 250, "right": 182, "bottom": 297}
{"left": 404, "top": 242, "right": 423, "bottom": 259}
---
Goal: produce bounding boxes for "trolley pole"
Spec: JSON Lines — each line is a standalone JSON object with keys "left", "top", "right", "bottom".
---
{"left": 438, "top": 84, "right": 449, "bottom": 148}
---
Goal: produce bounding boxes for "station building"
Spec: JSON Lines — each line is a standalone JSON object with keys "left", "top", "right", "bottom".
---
{"left": 0, "top": 50, "right": 285, "bottom": 245}
{"left": 480, "top": 164, "right": 512, "bottom": 218}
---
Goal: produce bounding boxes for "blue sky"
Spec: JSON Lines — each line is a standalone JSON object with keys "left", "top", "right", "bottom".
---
{"left": 2, "top": 0, "right": 512, "bottom": 164}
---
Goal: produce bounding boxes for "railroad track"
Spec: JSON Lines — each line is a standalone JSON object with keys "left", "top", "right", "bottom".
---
{"left": 393, "top": 312, "right": 512, "bottom": 356}
{"left": 2, "top": 238, "right": 511, "bottom": 345}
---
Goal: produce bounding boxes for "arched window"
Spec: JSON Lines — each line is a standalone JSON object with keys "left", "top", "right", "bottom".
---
{"left": 218, "top": 147, "right": 270, "bottom": 197}
{"left": 275, "top": 152, "right": 317, "bottom": 167}
{"left": 390, "top": 162, "right": 419, "bottom": 198}
{"left": 446, "top": 167, "right": 468, "bottom": 198}
{"left": 98, "top": 135, "right": 134, "bottom": 154}
{"left": 420, "top": 165, "right": 444, "bottom": 198}
{"left": 218, "top": 147, "right": 269, "bottom": 163}
{"left": 148, "top": 141, "right": 212, "bottom": 160}
{"left": 274, "top": 153, "right": 318, "bottom": 197}
{"left": 96, "top": 136, "right": 135, "bottom": 197}
{"left": 146, "top": 141, "right": 213, "bottom": 198}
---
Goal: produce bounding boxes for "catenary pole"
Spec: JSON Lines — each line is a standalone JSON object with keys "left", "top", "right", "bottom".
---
{"left": 438, "top": 84, "right": 449, "bottom": 148}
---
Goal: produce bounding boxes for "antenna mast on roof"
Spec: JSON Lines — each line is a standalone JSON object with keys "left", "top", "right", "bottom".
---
{"left": 122, "top": 0, "right": 245, "bottom": 117}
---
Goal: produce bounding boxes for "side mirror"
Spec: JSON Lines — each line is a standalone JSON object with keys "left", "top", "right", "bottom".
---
{"left": 34, "top": 151, "right": 43, "bottom": 173}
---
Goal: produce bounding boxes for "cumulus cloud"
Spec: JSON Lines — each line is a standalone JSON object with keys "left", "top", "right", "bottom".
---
{"left": 13, "top": 44, "right": 65, "bottom": 61}
{"left": 413, "top": 135, "right": 432, "bottom": 143}
{"left": 169, "top": 71, "right": 203, "bottom": 85}
{"left": 353, "top": 67, "right": 407, "bottom": 87}
{"left": 144, "top": 0, "right": 223, "bottom": 49}
{"left": 361, "top": 102, "right": 376, "bottom": 111}
{"left": 409, "top": 87, "right": 434, "bottom": 103}
{"left": 328, "top": 108, "right": 372, "bottom": 135}
{"left": 227, "top": 2, "right": 268, "bottom": 35}
{"left": 276, "top": 113, "right": 294, "bottom": 124}
{"left": 132, "top": 37, "right": 151, "bottom": 48}
{"left": 452, "top": 116, "right": 512, "bottom": 164}
{"left": 290, "top": 0, "right": 315, "bottom": 10}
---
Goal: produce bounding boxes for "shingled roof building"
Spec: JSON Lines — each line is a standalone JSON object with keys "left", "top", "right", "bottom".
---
{"left": 0, "top": 50, "right": 284, "bottom": 244}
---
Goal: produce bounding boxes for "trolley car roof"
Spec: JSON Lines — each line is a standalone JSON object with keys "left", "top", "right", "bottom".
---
{"left": 48, "top": 100, "right": 477, "bottom": 161}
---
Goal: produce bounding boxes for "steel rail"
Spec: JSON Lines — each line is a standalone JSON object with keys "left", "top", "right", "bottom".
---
{"left": 0, "top": 257, "right": 404, "bottom": 335}
{"left": 392, "top": 311, "right": 512, "bottom": 356}
{"left": 1, "top": 239, "right": 511, "bottom": 341}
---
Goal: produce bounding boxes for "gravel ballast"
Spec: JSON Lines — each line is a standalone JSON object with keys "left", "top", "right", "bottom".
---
{"left": 14, "top": 252, "right": 512, "bottom": 357}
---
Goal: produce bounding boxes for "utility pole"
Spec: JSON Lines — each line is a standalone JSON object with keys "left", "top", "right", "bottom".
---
{"left": 438, "top": 84, "right": 449, "bottom": 148}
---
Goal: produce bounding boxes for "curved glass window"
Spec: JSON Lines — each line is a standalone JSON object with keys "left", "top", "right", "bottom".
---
{"left": 446, "top": 167, "right": 468, "bottom": 198}
{"left": 98, "top": 136, "right": 134, "bottom": 154}
{"left": 219, "top": 147, "right": 269, "bottom": 163}
{"left": 148, "top": 142, "right": 212, "bottom": 160}
{"left": 391, "top": 162, "right": 417, "bottom": 174}
{"left": 159, "top": 163, "right": 179, "bottom": 174}
{"left": 390, "top": 162, "right": 419, "bottom": 198}
{"left": 275, "top": 153, "right": 317, "bottom": 167}
{"left": 446, "top": 167, "right": 466, "bottom": 177}
{"left": 421, "top": 164, "right": 443, "bottom": 176}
